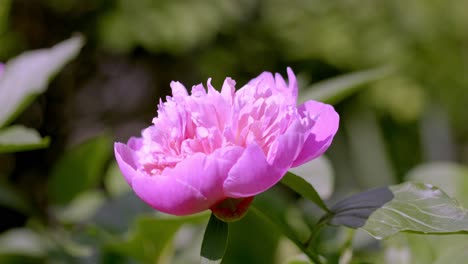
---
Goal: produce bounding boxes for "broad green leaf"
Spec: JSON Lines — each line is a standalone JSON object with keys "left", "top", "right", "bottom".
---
{"left": 48, "top": 134, "right": 112, "bottom": 205}
{"left": 0, "top": 35, "right": 84, "bottom": 127}
{"left": 201, "top": 214, "right": 229, "bottom": 264}
{"left": 281, "top": 172, "right": 330, "bottom": 213}
{"left": 0, "top": 125, "right": 49, "bottom": 153}
{"left": 107, "top": 213, "right": 209, "bottom": 264}
{"left": 376, "top": 163, "right": 468, "bottom": 264}
{"left": 329, "top": 187, "right": 394, "bottom": 228}
{"left": 288, "top": 156, "right": 334, "bottom": 200}
{"left": 299, "top": 66, "right": 393, "bottom": 105}
{"left": 362, "top": 182, "right": 468, "bottom": 239}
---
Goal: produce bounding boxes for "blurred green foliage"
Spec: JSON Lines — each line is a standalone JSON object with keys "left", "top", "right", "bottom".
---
{"left": 1, "top": 0, "right": 468, "bottom": 263}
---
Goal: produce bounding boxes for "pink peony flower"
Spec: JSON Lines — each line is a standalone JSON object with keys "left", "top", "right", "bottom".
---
{"left": 114, "top": 68, "right": 339, "bottom": 219}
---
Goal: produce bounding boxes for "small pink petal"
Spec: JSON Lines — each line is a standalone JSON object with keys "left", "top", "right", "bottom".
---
{"left": 286, "top": 67, "right": 298, "bottom": 99}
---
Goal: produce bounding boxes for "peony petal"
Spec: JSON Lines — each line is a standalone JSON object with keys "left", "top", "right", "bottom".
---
{"left": 223, "top": 143, "right": 286, "bottom": 198}
{"left": 274, "top": 72, "right": 287, "bottom": 90}
{"left": 269, "top": 125, "right": 305, "bottom": 169}
{"left": 286, "top": 67, "right": 298, "bottom": 99}
{"left": 292, "top": 100, "right": 339, "bottom": 167}
{"left": 248, "top": 71, "right": 275, "bottom": 88}
{"left": 132, "top": 147, "right": 243, "bottom": 215}
{"left": 220, "top": 77, "right": 236, "bottom": 103}
{"left": 114, "top": 141, "right": 141, "bottom": 186}
{"left": 132, "top": 172, "right": 207, "bottom": 215}
{"left": 170, "top": 81, "right": 188, "bottom": 99}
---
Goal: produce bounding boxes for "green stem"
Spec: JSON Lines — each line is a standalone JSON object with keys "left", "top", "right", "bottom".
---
{"left": 305, "top": 214, "right": 333, "bottom": 251}
{"left": 249, "top": 205, "right": 323, "bottom": 264}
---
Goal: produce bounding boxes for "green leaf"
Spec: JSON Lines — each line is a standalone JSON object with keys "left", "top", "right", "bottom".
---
{"left": 288, "top": 156, "right": 334, "bottom": 200}
{"left": 107, "top": 213, "right": 209, "bottom": 264}
{"left": 0, "top": 125, "right": 49, "bottom": 153}
{"left": 201, "top": 214, "right": 229, "bottom": 264}
{"left": 406, "top": 162, "right": 468, "bottom": 206}
{"left": 281, "top": 172, "right": 330, "bottom": 213}
{"left": 48, "top": 134, "right": 112, "bottom": 205}
{"left": 329, "top": 187, "right": 394, "bottom": 228}
{"left": 362, "top": 182, "right": 468, "bottom": 239}
{"left": 299, "top": 66, "right": 393, "bottom": 105}
{"left": 0, "top": 35, "right": 84, "bottom": 128}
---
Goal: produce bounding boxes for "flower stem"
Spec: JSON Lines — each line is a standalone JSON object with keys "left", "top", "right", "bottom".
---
{"left": 304, "top": 213, "right": 333, "bottom": 251}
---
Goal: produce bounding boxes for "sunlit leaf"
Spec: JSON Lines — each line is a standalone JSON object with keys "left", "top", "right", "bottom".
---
{"left": 48, "top": 134, "right": 112, "bottom": 205}
{"left": 201, "top": 214, "right": 229, "bottom": 264}
{"left": 281, "top": 172, "right": 330, "bottom": 213}
{"left": 299, "top": 66, "right": 393, "bottom": 105}
{"left": 362, "top": 182, "right": 468, "bottom": 239}
{"left": 0, "top": 125, "right": 49, "bottom": 153}
{"left": 0, "top": 35, "right": 84, "bottom": 127}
